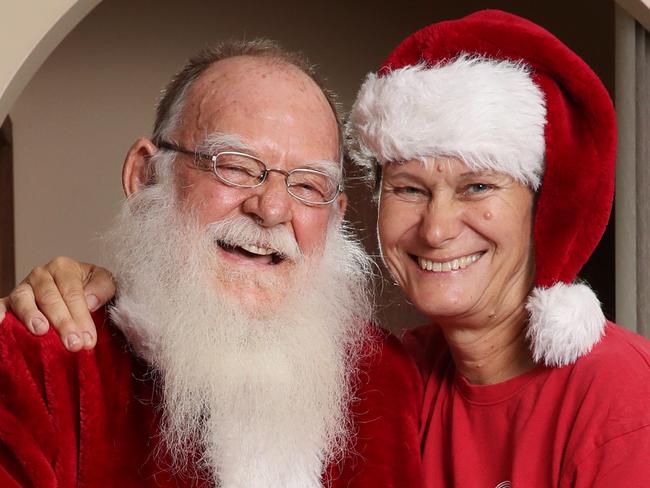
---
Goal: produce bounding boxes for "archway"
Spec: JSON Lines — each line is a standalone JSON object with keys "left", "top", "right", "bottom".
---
{"left": 0, "top": 0, "right": 101, "bottom": 123}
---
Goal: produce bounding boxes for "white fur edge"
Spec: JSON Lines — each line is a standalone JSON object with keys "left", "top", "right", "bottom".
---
{"left": 525, "top": 282, "right": 606, "bottom": 367}
{"left": 348, "top": 55, "right": 547, "bottom": 190}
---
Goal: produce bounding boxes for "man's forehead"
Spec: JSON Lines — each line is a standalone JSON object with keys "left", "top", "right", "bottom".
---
{"left": 176, "top": 56, "right": 340, "bottom": 161}
{"left": 189, "top": 56, "right": 325, "bottom": 110}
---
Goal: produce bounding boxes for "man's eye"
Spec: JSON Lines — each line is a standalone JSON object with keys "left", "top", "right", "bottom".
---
{"left": 290, "top": 182, "right": 320, "bottom": 196}
{"left": 221, "top": 164, "right": 256, "bottom": 176}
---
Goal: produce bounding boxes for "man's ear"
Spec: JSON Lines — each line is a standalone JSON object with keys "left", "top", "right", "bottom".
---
{"left": 333, "top": 192, "right": 348, "bottom": 224}
{"left": 122, "top": 138, "right": 159, "bottom": 197}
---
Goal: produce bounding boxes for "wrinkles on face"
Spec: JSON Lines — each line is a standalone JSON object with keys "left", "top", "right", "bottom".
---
{"left": 166, "top": 55, "right": 342, "bottom": 267}
{"left": 378, "top": 157, "right": 535, "bottom": 330}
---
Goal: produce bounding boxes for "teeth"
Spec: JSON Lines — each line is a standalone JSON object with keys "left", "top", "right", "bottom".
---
{"left": 417, "top": 252, "right": 483, "bottom": 273}
{"left": 240, "top": 243, "right": 275, "bottom": 256}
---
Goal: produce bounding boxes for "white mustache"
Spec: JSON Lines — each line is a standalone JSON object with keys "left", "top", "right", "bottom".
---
{"left": 206, "top": 216, "right": 302, "bottom": 260}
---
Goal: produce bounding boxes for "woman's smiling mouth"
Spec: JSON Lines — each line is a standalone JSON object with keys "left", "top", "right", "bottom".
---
{"left": 414, "top": 252, "right": 485, "bottom": 272}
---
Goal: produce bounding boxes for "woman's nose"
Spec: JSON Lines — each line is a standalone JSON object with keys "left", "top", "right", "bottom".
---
{"left": 418, "top": 198, "right": 463, "bottom": 247}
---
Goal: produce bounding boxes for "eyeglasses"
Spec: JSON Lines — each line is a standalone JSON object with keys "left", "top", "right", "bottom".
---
{"left": 157, "top": 141, "right": 342, "bottom": 206}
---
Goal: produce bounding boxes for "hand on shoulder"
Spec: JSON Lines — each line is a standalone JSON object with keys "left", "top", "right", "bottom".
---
{"left": 0, "top": 257, "right": 116, "bottom": 351}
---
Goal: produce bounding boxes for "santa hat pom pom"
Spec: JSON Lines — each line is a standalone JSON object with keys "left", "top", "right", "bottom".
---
{"left": 526, "top": 282, "right": 606, "bottom": 367}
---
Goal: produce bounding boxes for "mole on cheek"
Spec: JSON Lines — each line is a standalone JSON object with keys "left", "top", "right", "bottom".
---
{"left": 436, "top": 164, "right": 444, "bottom": 173}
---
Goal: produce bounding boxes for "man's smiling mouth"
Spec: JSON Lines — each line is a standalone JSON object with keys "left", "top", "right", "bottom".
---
{"left": 217, "top": 241, "right": 287, "bottom": 265}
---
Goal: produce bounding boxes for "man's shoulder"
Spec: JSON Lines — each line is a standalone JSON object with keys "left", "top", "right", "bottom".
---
{"left": 337, "top": 324, "right": 423, "bottom": 488}
{"left": 0, "top": 308, "right": 132, "bottom": 372}
{"left": 0, "top": 307, "right": 148, "bottom": 423}
{"left": 360, "top": 323, "right": 419, "bottom": 376}
{"left": 353, "top": 323, "right": 422, "bottom": 410}
{"left": 401, "top": 323, "right": 444, "bottom": 355}
{"left": 0, "top": 309, "right": 159, "bottom": 487}
{"left": 0, "top": 311, "right": 73, "bottom": 369}
{"left": 400, "top": 323, "right": 449, "bottom": 380}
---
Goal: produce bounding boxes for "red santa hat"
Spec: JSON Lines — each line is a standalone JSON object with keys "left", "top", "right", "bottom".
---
{"left": 349, "top": 10, "right": 617, "bottom": 367}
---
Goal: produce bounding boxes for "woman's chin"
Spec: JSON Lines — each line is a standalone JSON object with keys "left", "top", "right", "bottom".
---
{"left": 409, "top": 287, "right": 483, "bottom": 324}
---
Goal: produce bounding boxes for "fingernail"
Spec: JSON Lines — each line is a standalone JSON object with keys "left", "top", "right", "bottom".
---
{"left": 66, "top": 333, "right": 81, "bottom": 351}
{"left": 31, "top": 317, "right": 49, "bottom": 335}
{"left": 83, "top": 331, "right": 94, "bottom": 348}
{"left": 85, "top": 294, "right": 100, "bottom": 312}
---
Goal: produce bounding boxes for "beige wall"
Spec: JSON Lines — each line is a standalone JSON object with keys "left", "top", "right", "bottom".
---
{"left": 0, "top": 0, "right": 100, "bottom": 124}
{"left": 10, "top": 0, "right": 616, "bottom": 332}
{"left": 10, "top": 0, "right": 425, "bottom": 270}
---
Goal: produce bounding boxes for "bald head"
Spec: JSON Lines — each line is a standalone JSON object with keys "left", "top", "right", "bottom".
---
{"left": 152, "top": 40, "right": 343, "bottom": 162}
{"left": 173, "top": 56, "right": 339, "bottom": 163}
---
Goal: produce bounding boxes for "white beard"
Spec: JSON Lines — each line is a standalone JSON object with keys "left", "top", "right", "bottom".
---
{"left": 103, "top": 155, "right": 374, "bottom": 488}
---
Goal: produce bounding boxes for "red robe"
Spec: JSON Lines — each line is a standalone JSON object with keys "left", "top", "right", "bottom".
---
{"left": 0, "top": 309, "right": 422, "bottom": 487}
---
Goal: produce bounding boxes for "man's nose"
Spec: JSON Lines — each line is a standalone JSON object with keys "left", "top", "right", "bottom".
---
{"left": 418, "top": 198, "right": 463, "bottom": 247}
{"left": 241, "top": 172, "right": 293, "bottom": 227}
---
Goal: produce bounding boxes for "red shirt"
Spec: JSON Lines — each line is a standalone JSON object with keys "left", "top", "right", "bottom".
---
{"left": 405, "top": 322, "right": 650, "bottom": 488}
{"left": 0, "top": 309, "right": 423, "bottom": 487}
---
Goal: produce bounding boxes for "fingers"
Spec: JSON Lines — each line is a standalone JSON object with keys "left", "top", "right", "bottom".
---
{"left": 10, "top": 257, "right": 94, "bottom": 351}
{"left": 9, "top": 264, "right": 82, "bottom": 350}
{"left": 41, "top": 257, "right": 100, "bottom": 351}
{"left": 7, "top": 282, "right": 50, "bottom": 335}
{"left": 7, "top": 257, "right": 118, "bottom": 353}
{"left": 44, "top": 259, "right": 117, "bottom": 350}
{"left": 80, "top": 264, "right": 117, "bottom": 312}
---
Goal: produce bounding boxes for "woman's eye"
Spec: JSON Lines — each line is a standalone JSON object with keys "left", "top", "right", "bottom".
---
{"left": 463, "top": 183, "right": 493, "bottom": 195}
{"left": 393, "top": 186, "right": 426, "bottom": 196}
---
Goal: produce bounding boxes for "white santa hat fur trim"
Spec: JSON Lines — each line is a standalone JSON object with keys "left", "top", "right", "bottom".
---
{"left": 526, "top": 282, "right": 605, "bottom": 367}
{"left": 349, "top": 55, "right": 547, "bottom": 190}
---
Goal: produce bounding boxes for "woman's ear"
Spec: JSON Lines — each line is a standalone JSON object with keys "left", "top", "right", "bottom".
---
{"left": 122, "top": 138, "right": 159, "bottom": 196}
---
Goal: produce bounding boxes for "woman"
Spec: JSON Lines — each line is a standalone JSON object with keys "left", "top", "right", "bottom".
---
{"left": 4, "top": 9, "right": 650, "bottom": 487}
{"left": 347, "top": 9, "right": 650, "bottom": 487}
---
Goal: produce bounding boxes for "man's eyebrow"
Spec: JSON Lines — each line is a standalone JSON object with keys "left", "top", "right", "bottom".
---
{"left": 196, "top": 132, "right": 257, "bottom": 155}
{"left": 303, "top": 160, "right": 343, "bottom": 181}
{"left": 195, "top": 133, "right": 342, "bottom": 179}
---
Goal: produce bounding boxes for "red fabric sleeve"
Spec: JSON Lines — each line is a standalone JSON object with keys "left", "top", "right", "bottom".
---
{"left": 0, "top": 311, "right": 82, "bottom": 487}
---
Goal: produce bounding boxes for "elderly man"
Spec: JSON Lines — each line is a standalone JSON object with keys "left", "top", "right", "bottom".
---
{"left": 0, "top": 41, "right": 421, "bottom": 487}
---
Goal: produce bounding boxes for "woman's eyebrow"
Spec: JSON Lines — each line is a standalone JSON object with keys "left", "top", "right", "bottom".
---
{"left": 459, "top": 170, "right": 501, "bottom": 178}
